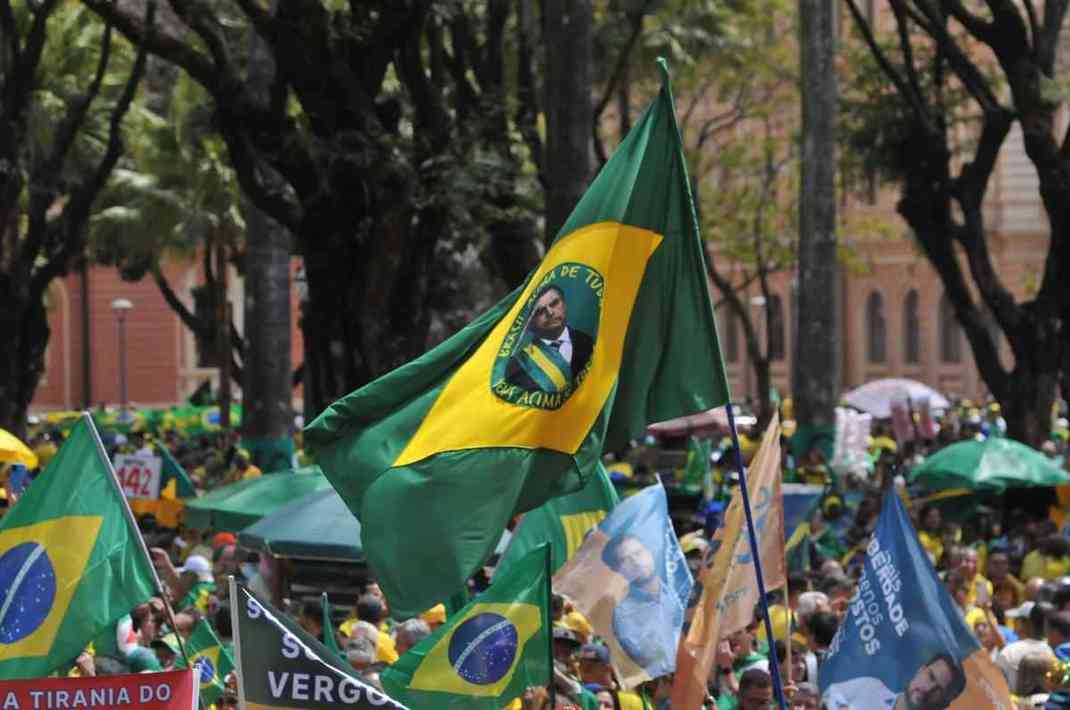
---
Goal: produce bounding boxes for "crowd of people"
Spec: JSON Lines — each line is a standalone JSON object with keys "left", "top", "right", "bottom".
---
{"left": 4, "top": 395, "right": 1070, "bottom": 709}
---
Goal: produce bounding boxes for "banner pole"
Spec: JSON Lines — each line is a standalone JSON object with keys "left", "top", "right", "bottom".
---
{"left": 83, "top": 412, "right": 194, "bottom": 667}
{"left": 724, "top": 404, "right": 788, "bottom": 710}
{"left": 545, "top": 546, "right": 557, "bottom": 710}
{"left": 229, "top": 576, "right": 248, "bottom": 710}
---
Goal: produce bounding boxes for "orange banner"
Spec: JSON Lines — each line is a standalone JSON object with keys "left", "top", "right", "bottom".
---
{"left": 672, "top": 415, "right": 785, "bottom": 708}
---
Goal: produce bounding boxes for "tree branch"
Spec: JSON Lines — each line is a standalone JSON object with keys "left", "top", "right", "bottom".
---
{"left": 82, "top": 0, "right": 219, "bottom": 91}
{"left": 0, "top": 0, "right": 18, "bottom": 85}
{"left": 152, "top": 265, "right": 209, "bottom": 339}
{"left": 515, "top": 0, "right": 545, "bottom": 187}
{"left": 22, "top": 21, "right": 115, "bottom": 272}
{"left": 30, "top": 0, "right": 154, "bottom": 300}
{"left": 845, "top": 0, "right": 932, "bottom": 128}
{"left": 1038, "top": 0, "right": 1070, "bottom": 73}
{"left": 907, "top": 1, "right": 1005, "bottom": 113}
{"left": 11, "top": 0, "right": 59, "bottom": 119}
{"left": 1022, "top": 0, "right": 1041, "bottom": 54}
{"left": 940, "top": 0, "right": 996, "bottom": 41}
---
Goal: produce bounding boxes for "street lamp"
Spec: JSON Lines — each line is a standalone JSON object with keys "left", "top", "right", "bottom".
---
{"left": 111, "top": 298, "right": 133, "bottom": 420}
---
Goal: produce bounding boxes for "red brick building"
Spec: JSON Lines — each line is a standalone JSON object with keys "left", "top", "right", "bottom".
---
{"left": 30, "top": 259, "right": 304, "bottom": 414}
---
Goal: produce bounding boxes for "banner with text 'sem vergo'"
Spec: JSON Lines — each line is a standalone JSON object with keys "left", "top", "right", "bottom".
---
{"left": 0, "top": 417, "right": 156, "bottom": 679}
{"left": 230, "top": 577, "right": 407, "bottom": 710}
{"left": 304, "top": 58, "right": 730, "bottom": 620}
{"left": 820, "top": 488, "right": 1012, "bottom": 709}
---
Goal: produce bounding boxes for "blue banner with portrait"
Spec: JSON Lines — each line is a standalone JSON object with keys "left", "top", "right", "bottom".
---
{"left": 553, "top": 483, "right": 692, "bottom": 687}
{"left": 821, "top": 489, "right": 1011, "bottom": 709}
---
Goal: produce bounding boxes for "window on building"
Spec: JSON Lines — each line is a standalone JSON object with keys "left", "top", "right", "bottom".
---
{"left": 721, "top": 309, "right": 739, "bottom": 363}
{"left": 866, "top": 291, "right": 886, "bottom": 363}
{"left": 768, "top": 294, "right": 786, "bottom": 362}
{"left": 903, "top": 289, "right": 920, "bottom": 364}
{"left": 940, "top": 294, "right": 962, "bottom": 363}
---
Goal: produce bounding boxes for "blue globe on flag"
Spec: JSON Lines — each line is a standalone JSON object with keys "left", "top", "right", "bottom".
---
{"left": 194, "top": 656, "right": 216, "bottom": 684}
{"left": 0, "top": 542, "right": 57, "bottom": 644}
{"left": 447, "top": 612, "right": 518, "bottom": 685}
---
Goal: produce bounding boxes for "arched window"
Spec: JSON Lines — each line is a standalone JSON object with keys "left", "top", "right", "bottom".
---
{"left": 940, "top": 294, "right": 962, "bottom": 363}
{"left": 721, "top": 310, "right": 739, "bottom": 363}
{"left": 866, "top": 291, "right": 886, "bottom": 363}
{"left": 768, "top": 294, "right": 785, "bottom": 361}
{"left": 903, "top": 290, "right": 920, "bottom": 364}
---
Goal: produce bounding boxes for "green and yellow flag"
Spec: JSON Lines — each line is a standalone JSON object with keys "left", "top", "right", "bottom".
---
{"left": 175, "top": 618, "right": 234, "bottom": 705}
{"left": 495, "top": 463, "right": 618, "bottom": 579}
{"left": 0, "top": 417, "right": 157, "bottom": 679}
{"left": 305, "top": 60, "right": 729, "bottom": 617}
{"left": 383, "top": 544, "right": 551, "bottom": 709}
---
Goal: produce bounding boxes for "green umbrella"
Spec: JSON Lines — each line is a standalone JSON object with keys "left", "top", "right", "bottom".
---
{"left": 183, "top": 466, "right": 331, "bottom": 531}
{"left": 238, "top": 488, "right": 363, "bottom": 562}
{"left": 909, "top": 438, "right": 1070, "bottom": 492}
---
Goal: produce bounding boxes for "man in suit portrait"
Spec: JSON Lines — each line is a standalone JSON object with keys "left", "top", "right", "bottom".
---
{"left": 505, "top": 284, "right": 594, "bottom": 395}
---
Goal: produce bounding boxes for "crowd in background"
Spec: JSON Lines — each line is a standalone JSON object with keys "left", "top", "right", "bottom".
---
{"left": 3, "top": 395, "right": 1070, "bottom": 709}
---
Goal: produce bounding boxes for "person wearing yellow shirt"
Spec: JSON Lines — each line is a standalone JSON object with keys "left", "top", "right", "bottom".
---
{"left": 1021, "top": 537, "right": 1070, "bottom": 581}
{"left": 956, "top": 547, "right": 993, "bottom": 609}
{"left": 916, "top": 505, "right": 945, "bottom": 566}
{"left": 232, "top": 450, "right": 262, "bottom": 481}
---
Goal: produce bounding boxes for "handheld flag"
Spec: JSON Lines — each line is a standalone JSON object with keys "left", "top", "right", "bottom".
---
{"left": 495, "top": 463, "right": 618, "bottom": 579}
{"left": 553, "top": 484, "right": 691, "bottom": 688}
{"left": 304, "top": 60, "right": 729, "bottom": 618}
{"left": 174, "top": 618, "right": 234, "bottom": 706}
{"left": 820, "top": 487, "right": 1011, "bottom": 709}
{"left": 230, "top": 578, "right": 407, "bottom": 710}
{"left": 322, "top": 592, "right": 343, "bottom": 658}
{"left": 673, "top": 415, "right": 786, "bottom": 708}
{"left": 382, "top": 544, "right": 551, "bottom": 709}
{"left": 0, "top": 416, "right": 157, "bottom": 679}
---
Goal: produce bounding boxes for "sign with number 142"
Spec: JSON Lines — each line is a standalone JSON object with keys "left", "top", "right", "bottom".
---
{"left": 114, "top": 454, "right": 163, "bottom": 500}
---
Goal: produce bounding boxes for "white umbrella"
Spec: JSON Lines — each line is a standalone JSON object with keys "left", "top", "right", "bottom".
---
{"left": 843, "top": 378, "right": 950, "bottom": 418}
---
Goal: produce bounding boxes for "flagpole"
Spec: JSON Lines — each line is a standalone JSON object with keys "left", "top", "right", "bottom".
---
{"left": 723, "top": 404, "right": 788, "bottom": 710}
{"left": 545, "top": 545, "right": 556, "bottom": 710}
{"left": 229, "top": 576, "right": 249, "bottom": 710}
{"left": 83, "top": 412, "right": 194, "bottom": 668}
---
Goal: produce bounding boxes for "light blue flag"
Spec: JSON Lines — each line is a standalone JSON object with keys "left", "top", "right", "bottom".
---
{"left": 553, "top": 483, "right": 691, "bottom": 688}
{"left": 820, "top": 489, "right": 1012, "bottom": 709}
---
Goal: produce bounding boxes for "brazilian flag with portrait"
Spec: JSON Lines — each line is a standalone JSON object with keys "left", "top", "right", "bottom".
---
{"left": 383, "top": 544, "right": 551, "bottom": 709}
{"left": 305, "top": 60, "right": 731, "bottom": 618}
{"left": 0, "top": 417, "right": 157, "bottom": 679}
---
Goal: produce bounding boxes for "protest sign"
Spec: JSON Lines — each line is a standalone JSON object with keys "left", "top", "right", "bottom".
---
{"left": 113, "top": 454, "right": 163, "bottom": 500}
{"left": 0, "top": 669, "right": 197, "bottom": 710}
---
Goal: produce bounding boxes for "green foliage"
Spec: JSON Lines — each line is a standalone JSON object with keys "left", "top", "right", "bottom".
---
{"left": 90, "top": 73, "right": 244, "bottom": 280}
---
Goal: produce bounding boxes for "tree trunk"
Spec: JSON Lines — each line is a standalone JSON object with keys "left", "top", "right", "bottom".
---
{"left": 0, "top": 283, "right": 48, "bottom": 442}
{"left": 543, "top": 0, "right": 592, "bottom": 243}
{"left": 241, "top": 6, "right": 295, "bottom": 471}
{"left": 755, "top": 358, "right": 773, "bottom": 431}
{"left": 216, "top": 241, "right": 232, "bottom": 429}
{"left": 793, "top": 0, "right": 840, "bottom": 430}
{"left": 242, "top": 208, "right": 293, "bottom": 471}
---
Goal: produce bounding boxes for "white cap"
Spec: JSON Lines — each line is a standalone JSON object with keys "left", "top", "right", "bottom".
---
{"left": 1006, "top": 601, "right": 1035, "bottom": 619}
{"left": 178, "top": 554, "right": 213, "bottom": 582}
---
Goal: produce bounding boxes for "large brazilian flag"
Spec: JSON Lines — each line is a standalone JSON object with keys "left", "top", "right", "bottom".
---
{"left": 305, "top": 60, "right": 730, "bottom": 617}
{"left": 382, "top": 545, "right": 551, "bottom": 709}
{"left": 0, "top": 417, "right": 157, "bottom": 678}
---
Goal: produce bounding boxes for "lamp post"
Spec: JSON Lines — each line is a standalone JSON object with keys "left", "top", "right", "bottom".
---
{"left": 748, "top": 295, "right": 767, "bottom": 404}
{"left": 111, "top": 298, "right": 133, "bottom": 420}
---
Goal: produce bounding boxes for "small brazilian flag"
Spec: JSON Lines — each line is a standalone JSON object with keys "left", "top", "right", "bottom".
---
{"left": 495, "top": 463, "right": 618, "bottom": 579}
{"left": 305, "top": 59, "right": 730, "bottom": 618}
{"left": 382, "top": 544, "right": 551, "bottom": 709}
{"left": 175, "top": 618, "right": 234, "bottom": 705}
{"left": 0, "top": 416, "right": 157, "bottom": 679}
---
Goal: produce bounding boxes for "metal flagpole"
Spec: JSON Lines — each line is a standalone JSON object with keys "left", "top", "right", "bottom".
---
{"left": 83, "top": 412, "right": 195, "bottom": 669}
{"left": 545, "top": 545, "right": 556, "bottom": 710}
{"left": 723, "top": 404, "right": 788, "bottom": 710}
{"left": 229, "top": 576, "right": 249, "bottom": 710}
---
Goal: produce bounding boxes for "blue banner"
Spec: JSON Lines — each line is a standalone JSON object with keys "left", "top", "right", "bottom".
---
{"left": 821, "top": 489, "right": 1011, "bottom": 709}
{"left": 553, "top": 483, "right": 692, "bottom": 687}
